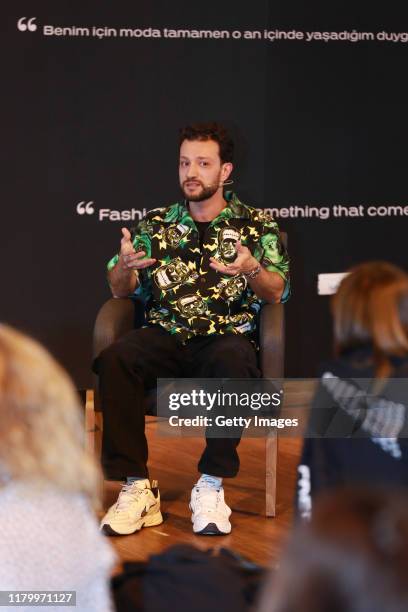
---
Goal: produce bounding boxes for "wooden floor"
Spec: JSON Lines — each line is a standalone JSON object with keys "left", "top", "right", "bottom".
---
{"left": 97, "top": 416, "right": 303, "bottom": 569}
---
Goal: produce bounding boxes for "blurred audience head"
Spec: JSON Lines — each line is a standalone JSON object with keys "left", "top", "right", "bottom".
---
{"left": 0, "top": 324, "right": 100, "bottom": 505}
{"left": 332, "top": 261, "right": 408, "bottom": 376}
{"left": 259, "top": 488, "right": 408, "bottom": 612}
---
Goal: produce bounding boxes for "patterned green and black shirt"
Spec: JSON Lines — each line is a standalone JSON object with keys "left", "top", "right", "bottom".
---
{"left": 107, "top": 192, "right": 290, "bottom": 346}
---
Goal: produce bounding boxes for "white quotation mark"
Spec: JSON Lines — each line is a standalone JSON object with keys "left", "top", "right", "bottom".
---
{"left": 76, "top": 201, "right": 95, "bottom": 215}
{"left": 17, "top": 17, "right": 37, "bottom": 32}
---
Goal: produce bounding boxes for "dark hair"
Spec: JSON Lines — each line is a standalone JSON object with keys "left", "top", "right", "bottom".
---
{"left": 259, "top": 488, "right": 408, "bottom": 612}
{"left": 179, "top": 122, "right": 234, "bottom": 164}
{"left": 332, "top": 261, "right": 408, "bottom": 376}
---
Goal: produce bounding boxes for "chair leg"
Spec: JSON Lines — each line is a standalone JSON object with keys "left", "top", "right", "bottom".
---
{"left": 85, "top": 389, "right": 95, "bottom": 455}
{"left": 265, "top": 430, "right": 278, "bottom": 517}
{"left": 85, "top": 390, "right": 103, "bottom": 459}
{"left": 94, "top": 411, "right": 103, "bottom": 460}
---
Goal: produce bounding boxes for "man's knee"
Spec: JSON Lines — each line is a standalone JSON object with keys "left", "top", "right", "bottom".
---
{"left": 96, "top": 340, "right": 128, "bottom": 371}
{"left": 95, "top": 328, "right": 159, "bottom": 374}
{"left": 213, "top": 334, "right": 256, "bottom": 359}
{"left": 206, "top": 335, "right": 259, "bottom": 376}
{"left": 94, "top": 336, "right": 146, "bottom": 380}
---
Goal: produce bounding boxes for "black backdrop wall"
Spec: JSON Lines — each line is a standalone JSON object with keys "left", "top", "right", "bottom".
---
{"left": 3, "top": 1, "right": 408, "bottom": 387}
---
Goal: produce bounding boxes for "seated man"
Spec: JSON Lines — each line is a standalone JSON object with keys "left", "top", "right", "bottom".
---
{"left": 95, "top": 122, "right": 290, "bottom": 536}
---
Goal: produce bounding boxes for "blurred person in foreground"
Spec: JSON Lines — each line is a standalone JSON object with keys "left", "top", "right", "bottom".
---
{"left": 259, "top": 488, "right": 408, "bottom": 612}
{"left": 297, "top": 262, "right": 408, "bottom": 519}
{"left": 0, "top": 325, "right": 116, "bottom": 611}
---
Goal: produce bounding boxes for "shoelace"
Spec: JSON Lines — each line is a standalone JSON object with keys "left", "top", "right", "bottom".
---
{"left": 194, "top": 486, "right": 222, "bottom": 514}
{"left": 115, "top": 483, "right": 145, "bottom": 512}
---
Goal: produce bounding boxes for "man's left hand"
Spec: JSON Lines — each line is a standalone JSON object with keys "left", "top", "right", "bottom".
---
{"left": 209, "top": 241, "right": 259, "bottom": 276}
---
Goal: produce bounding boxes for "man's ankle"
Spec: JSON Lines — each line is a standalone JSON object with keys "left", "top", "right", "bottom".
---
{"left": 126, "top": 476, "right": 149, "bottom": 484}
{"left": 197, "top": 474, "right": 223, "bottom": 488}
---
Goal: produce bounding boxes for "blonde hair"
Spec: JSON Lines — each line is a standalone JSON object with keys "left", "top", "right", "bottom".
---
{"left": 0, "top": 324, "right": 101, "bottom": 506}
{"left": 332, "top": 261, "right": 408, "bottom": 377}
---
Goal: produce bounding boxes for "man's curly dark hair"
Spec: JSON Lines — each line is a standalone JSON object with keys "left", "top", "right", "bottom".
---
{"left": 179, "top": 122, "right": 234, "bottom": 164}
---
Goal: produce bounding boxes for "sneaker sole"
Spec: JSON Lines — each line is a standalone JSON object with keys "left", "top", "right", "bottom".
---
{"left": 194, "top": 522, "right": 231, "bottom": 536}
{"left": 101, "top": 509, "right": 163, "bottom": 536}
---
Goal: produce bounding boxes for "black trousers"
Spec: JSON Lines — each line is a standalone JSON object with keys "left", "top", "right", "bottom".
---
{"left": 94, "top": 326, "right": 260, "bottom": 481}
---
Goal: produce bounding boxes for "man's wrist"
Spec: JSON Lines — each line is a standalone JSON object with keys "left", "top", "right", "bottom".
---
{"left": 243, "top": 260, "right": 262, "bottom": 279}
{"left": 242, "top": 257, "right": 261, "bottom": 276}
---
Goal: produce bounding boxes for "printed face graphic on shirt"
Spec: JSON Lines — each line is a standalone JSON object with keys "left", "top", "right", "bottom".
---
{"left": 164, "top": 223, "right": 191, "bottom": 248}
{"left": 154, "top": 258, "right": 197, "bottom": 290}
{"left": 261, "top": 232, "right": 282, "bottom": 266}
{"left": 228, "top": 312, "right": 252, "bottom": 333}
{"left": 177, "top": 294, "right": 207, "bottom": 318}
{"left": 217, "top": 274, "right": 247, "bottom": 301}
{"left": 218, "top": 227, "right": 241, "bottom": 263}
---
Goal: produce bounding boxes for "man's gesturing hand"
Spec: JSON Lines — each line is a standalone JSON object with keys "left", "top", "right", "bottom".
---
{"left": 209, "top": 241, "right": 259, "bottom": 276}
{"left": 119, "top": 228, "right": 156, "bottom": 271}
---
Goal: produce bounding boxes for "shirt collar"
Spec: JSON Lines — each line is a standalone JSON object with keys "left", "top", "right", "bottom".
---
{"left": 175, "top": 192, "right": 250, "bottom": 226}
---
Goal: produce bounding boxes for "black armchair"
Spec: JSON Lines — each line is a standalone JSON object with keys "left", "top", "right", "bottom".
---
{"left": 92, "top": 296, "right": 284, "bottom": 516}
{"left": 92, "top": 232, "right": 287, "bottom": 517}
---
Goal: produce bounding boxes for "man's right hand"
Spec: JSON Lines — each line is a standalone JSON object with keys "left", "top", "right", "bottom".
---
{"left": 119, "top": 228, "right": 156, "bottom": 271}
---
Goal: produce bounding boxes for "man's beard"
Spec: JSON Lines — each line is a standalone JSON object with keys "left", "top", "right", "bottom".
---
{"left": 181, "top": 178, "right": 220, "bottom": 202}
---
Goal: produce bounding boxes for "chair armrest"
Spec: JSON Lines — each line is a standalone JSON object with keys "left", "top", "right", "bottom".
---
{"left": 92, "top": 297, "right": 145, "bottom": 411}
{"left": 259, "top": 302, "right": 285, "bottom": 379}
{"left": 93, "top": 297, "right": 137, "bottom": 359}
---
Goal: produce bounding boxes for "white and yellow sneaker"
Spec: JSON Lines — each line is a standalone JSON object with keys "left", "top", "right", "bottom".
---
{"left": 101, "top": 479, "right": 162, "bottom": 536}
